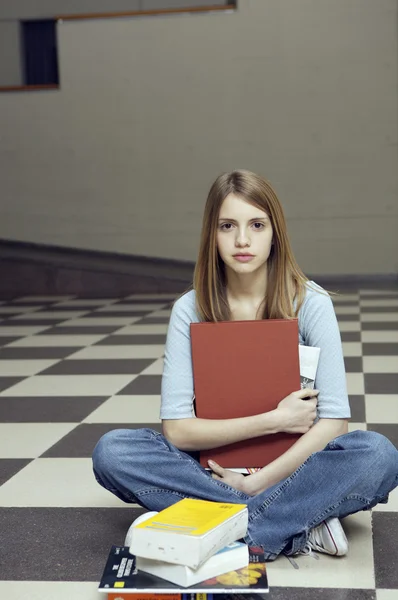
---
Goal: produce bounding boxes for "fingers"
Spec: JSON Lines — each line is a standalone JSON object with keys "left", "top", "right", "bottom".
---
{"left": 208, "top": 459, "right": 224, "bottom": 477}
{"left": 296, "top": 388, "right": 319, "bottom": 400}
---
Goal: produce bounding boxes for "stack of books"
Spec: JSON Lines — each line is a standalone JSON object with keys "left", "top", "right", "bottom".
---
{"left": 98, "top": 499, "right": 269, "bottom": 599}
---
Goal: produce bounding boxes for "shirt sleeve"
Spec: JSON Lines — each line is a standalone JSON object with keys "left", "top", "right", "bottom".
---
{"left": 299, "top": 287, "right": 351, "bottom": 419}
{"left": 160, "top": 294, "right": 197, "bottom": 420}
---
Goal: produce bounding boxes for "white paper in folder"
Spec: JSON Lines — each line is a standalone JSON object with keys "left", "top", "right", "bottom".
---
{"left": 299, "top": 345, "right": 320, "bottom": 389}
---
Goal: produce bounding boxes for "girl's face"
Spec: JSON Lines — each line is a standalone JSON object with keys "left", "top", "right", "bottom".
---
{"left": 216, "top": 193, "right": 274, "bottom": 276}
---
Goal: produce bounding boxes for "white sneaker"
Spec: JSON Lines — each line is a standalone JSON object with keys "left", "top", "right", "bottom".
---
{"left": 124, "top": 511, "right": 159, "bottom": 548}
{"left": 303, "top": 517, "right": 348, "bottom": 557}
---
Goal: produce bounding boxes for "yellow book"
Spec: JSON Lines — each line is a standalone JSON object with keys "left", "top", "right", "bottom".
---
{"left": 129, "top": 499, "right": 248, "bottom": 570}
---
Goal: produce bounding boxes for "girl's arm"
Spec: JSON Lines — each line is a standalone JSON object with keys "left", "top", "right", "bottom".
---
{"left": 243, "top": 417, "right": 348, "bottom": 496}
{"left": 162, "top": 412, "right": 280, "bottom": 451}
{"left": 163, "top": 387, "right": 318, "bottom": 450}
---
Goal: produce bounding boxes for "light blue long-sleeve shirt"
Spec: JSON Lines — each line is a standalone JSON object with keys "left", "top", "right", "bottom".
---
{"left": 160, "top": 281, "right": 351, "bottom": 421}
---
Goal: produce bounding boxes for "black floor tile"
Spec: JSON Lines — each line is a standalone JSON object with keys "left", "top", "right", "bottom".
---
{"left": 117, "top": 375, "right": 162, "bottom": 395}
{"left": 0, "top": 337, "right": 20, "bottom": 346}
{"left": 337, "top": 314, "right": 360, "bottom": 321}
{"left": 331, "top": 301, "right": 360, "bottom": 307}
{"left": 37, "top": 326, "right": 120, "bottom": 335}
{"left": 344, "top": 357, "right": 363, "bottom": 372}
{"left": 0, "top": 396, "right": 107, "bottom": 423}
{"left": 84, "top": 311, "right": 150, "bottom": 318}
{"left": 367, "top": 424, "right": 398, "bottom": 449}
{"left": 0, "top": 377, "right": 24, "bottom": 392}
{"left": 0, "top": 507, "right": 142, "bottom": 580}
{"left": 0, "top": 347, "right": 81, "bottom": 359}
{"left": 40, "top": 358, "right": 155, "bottom": 375}
{"left": 114, "top": 299, "right": 174, "bottom": 305}
{"left": 95, "top": 335, "right": 167, "bottom": 345}
{"left": 365, "top": 374, "right": 398, "bottom": 394}
{"left": 362, "top": 343, "right": 398, "bottom": 356}
{"left": 340, "top": 332, "right": 361, "bottom": 342}
{"left": 0, "top": 459, "right": 32, "bottom": 486}
{"left": 348, "top": 395, "right": 366, "bottom": 422}
{"left": 133, "top": 317, "right": 170, "bottom": 324}
{"left": 0, "top": 319, "right": 66, "bottom": 327}
{"left": 41, "top": 422, "right": 162, "bottom": 457}
{"left": 372, "top": 512, "right": 398, "bottom": 589}
{"left": 34, "top": 307, "right": 91, "bottom": 313}
{"left": 362, "top": 322, "right": 398, "bottom": 330}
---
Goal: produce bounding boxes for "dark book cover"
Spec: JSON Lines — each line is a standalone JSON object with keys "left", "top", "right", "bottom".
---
{"left": 99, "top": 545, "right": 269, "bottom": 594}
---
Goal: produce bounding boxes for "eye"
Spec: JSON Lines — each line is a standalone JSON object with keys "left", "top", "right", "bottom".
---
{"left": 253, "top": 222, "right": 265, "bottom": 230}
{"left": 220, "top": 223, "right": 233, "bottom": 231}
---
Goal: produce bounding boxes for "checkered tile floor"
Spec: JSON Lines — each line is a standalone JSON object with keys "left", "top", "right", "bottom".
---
{"left": 0, "top": 288, "right": 397, "bottom": 600}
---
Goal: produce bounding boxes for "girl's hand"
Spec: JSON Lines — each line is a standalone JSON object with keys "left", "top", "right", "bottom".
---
{"left": 276, "top": 388, "right": 319, "bottom": 433}
{"left": 208, "top": 460, "right": 248, "bottom": 494}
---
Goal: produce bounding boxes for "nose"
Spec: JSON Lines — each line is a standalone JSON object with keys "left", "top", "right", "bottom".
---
{"left": 235, "top": 228, "right": 250, "bottom": 246}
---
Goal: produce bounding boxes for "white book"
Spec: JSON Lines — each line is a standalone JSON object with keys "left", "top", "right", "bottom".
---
{"left": 129, "top": 499, "right": 248, "bottom": 570}
{"left": 136, "top": 541, "right": 249, "bottom": 587}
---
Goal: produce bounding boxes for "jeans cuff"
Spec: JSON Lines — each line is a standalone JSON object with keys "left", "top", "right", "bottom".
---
{"left": 284, "top": 532, "right": 307, "bottom": 556}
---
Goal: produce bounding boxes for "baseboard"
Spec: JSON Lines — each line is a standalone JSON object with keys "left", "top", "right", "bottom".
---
{"left": 0, "top": 239, "right": 195, "bottom": 297}
{"left": 0, "top": 239, "right": 396, "bottom": 297}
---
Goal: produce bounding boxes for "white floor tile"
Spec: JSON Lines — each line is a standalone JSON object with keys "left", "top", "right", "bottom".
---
{"left": 0, "top": 375, "right": 136, "bottom": 397}
{"left": 0, "top": 306, "right": 43, "bottom": 314}
{"left": 95, "top": 303, "right": 167, "bottom": 312}
{"left": 0, "top": 423, "right": 77, "bottom": 458}
{"left": 148, "top": 309, "right": 172, "bottom": 318}
{"left": 7, "top": 334, "right": 108, "bottom": 347}
{"left": 332, "top": 294, "right": 359, "bottom": 302}
{"left": 365, "top": 395, "right": 398, "bottom": 423}
{"left": 377, "top": 591, "right": 398, "bottom": 600}
{"left": 346, "top": 373, "right": 364, "bottom": 395}
{"left": 342, "top": 342, "right": 362, "bottom": 357}
{"left": 66, "top": 345, "right": 165, "bottom": 360}
{"left": 125, "top": 294, "right": 177, "bottom": 300}
{"left": 336, "top": 322, "right": 361, "bottom": 332}
{"left": 360, "top": 299, "right": 398, "bottom": 308}
{"left": 266, "top": 512, "right": 374, "bottom": 588}
{"left": 53, "top": 299, "right": 119, "bottom": 307}
{"left": 0, "top": 458, "right": 134, "bottom": 507}
{"left": 363, "top": 356, "right": 398, "bottom": 373}
{"left": 373, "top": 487, "right": 398, "bottom": 512}
{"left": 141, "top": 358, "right": 164, "bottom": 375}
{"left": 10, "top": 311, "right": 89, "bottom": 320}
{"left": 13, "top": 296, "right": 76, "bottom": 302}
{"left": 360, "top": 290, "right": 398, "bottom": 296}
{"left": 348, "top": 422, "right": 367, "bottom": 432}
{"left": 362, "top": 331, "right": 398, "bottom": 343}
{"left": 115, "top": 324, "right": 169, "bottom": 335}
{"left": 0, "top": 582, "right": 100, "bottom": 600}
{"left": 334, "top": 306, "right": 361, "bottom": 315}
{"left": 0, "top": 326, "right": 50, "bottom": 336}
{"left": 84, "top": 395, "right": 161, "bottom": 423}
{"left": 361, "top": 312, "right": 398, "bottom": 322}
{"left": 59, "top": 317, "right": 142, "bottom": 326}
{"left": 0, "top": 359, "right": 60, "bottom": 376}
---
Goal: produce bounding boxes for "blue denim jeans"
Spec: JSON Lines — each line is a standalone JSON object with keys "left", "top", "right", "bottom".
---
{"left": 92, "top": 428, "right": 398, "bottom": 560}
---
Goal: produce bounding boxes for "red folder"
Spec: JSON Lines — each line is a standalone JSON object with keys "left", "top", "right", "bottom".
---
{"left": 190, "top": 319, "right": 301, "bottom": 469}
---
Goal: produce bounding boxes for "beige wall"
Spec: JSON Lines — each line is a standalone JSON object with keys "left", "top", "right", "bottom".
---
{"left": 0, "top": 22, "right": 22, "bottom": 86}
{"left": 0, "top": 1, "right": 226, "bottom": 20}
{"left": 0, "top": 0, "right": 397, "bottom": 276}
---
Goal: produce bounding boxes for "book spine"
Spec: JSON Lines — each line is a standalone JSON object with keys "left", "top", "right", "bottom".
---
{"left": 107, "top": 595, "right": 213, "bottom": 600}
{"left": 108, "top": 594, "right": 182, "bottom": 600}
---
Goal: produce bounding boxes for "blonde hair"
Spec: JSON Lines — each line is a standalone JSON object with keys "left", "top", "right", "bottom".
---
{"left": 179, "top": 169, "right": 334, "bottom": 322}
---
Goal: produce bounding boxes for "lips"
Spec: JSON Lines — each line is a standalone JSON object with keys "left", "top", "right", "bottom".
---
{"left": 234, "top": 255, "right": 255, "bottom": 262}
